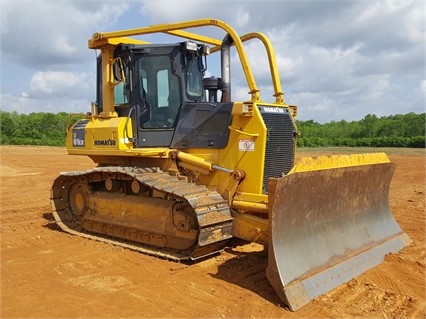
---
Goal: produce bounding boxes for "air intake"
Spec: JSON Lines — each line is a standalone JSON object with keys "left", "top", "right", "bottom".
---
{"left": 258, "top": 105, "right": 296, "bottom": 193}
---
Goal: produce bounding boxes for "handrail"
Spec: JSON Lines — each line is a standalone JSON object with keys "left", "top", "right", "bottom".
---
{"left": 124, "top": 107, "right": 135, "bottom": 142}
{"left": 209, "top": 32, "right": 285, "bottom": 104}
{"left": 228, "top": 126, "right": 260, "bottom": 137}
{"left": 240, "top": 32, "right": 284, "bottom": 104}
{"left": 66, "top": 113, "right": 89, "bottom": 132}
{"left": 89, "top": 18, "right": 260, "bottom": 102}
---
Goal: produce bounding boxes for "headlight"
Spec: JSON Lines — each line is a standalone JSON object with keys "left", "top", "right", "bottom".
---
{"left": 185, "top": 41, "right": 198, "bottom": 51}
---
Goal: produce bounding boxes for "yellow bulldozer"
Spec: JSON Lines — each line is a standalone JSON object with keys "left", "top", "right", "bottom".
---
{"left": 51, "top": 18, "right": 410, "bottom": 310}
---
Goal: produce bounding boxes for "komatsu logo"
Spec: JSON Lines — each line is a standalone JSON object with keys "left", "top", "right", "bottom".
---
{"left": 262, "top": 106, "right": 287, "bottom": 114}
{"left": 94, "top": 139, "right": 116, "bottom": 146}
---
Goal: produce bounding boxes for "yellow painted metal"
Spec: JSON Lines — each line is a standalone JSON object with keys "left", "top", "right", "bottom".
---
{"left": 99, "top": 45, "right": 116, "bottom": 116}
{"left": 165, "top": 30, "right": 222, "bottom": 46}
{"left": 67, "top": 148, "right": 170, "bottom": 158}
{"left": 228, "top": 126, "right": 259, "bottom": 137}
{"left": 66, "top": 102, "right": 291, "bottom": 213}
{"left": 66, "top": 116, "right": 133, "bottom": 153}
{"left": 88, "top": 36, "right": 149, "bottom": 48}
{"left": 126, "top": 148, "right": 170, "bottom": 158}
{"left": 291, "top": 152, "right": 391, "bottom": 173}
{"left": 233, "top": 192, "right": 269, "bottom": 206}
{"left": 189, "top": 102, "right": 263, "bottom": 194}
{"left": 65, "top": 113, "right": 89, "bottom": 132}
{"left": 187, "top": 101, "right": 296, "bottom": 197}
{"left": 176, "top": 151, "right": 214, "bottom": 173}
{"left": 232, "top": 200, "right": 269, "bottom": 214}
{"left": 231, "top": 102, "right": 254, "bottom": 117}
{"left": 239, "top": 32, "right": 284, "bottom": 104}
{"left": 232, "top": 192, "right": 269, "bottom": 215}
{"left": 231, "top": 211, "right": 268, "bottom": 245}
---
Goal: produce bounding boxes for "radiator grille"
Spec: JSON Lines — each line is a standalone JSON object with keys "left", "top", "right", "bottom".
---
{"left": 259, "top": 106, "right": 296, "bottom": 193}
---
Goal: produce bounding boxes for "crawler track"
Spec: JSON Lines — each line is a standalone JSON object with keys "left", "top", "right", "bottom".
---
{"left": 51, "top": 166, "right": 233, "bottom": 260}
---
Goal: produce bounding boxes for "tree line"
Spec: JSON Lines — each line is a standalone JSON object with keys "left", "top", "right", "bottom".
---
{"left": 0, "top": 111, "right": 71, "bottom": 146}
{"left": 0, "top": 110, "right": 424, "bottom": 148}
{"left": 296, "top": 113, "right": 425, "bottom": 148}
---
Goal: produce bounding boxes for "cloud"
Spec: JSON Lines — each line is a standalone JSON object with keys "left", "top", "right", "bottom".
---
{"left": 224, "top": 1, "right": 424, "bottom": 121}
{"left": 0, "top": 92, "right": 90, "bottom": 114}
{"left": 420, "top": 80, "right": 426, "bottom": 94}
{"left": 235, "top": 9, "right": 250, "bottom": 28}
{"left": 1, "top": 0, "right": 129, "bottom": 114}
{"left": 0, "top": 70, "right": 93, "bottom": 114}
{"left": 1, "top": 0, "right": 424, "bottom": 123}
{"left": 29, "top": 71, "right": 91, "bottom": 99}
{"left": 1, "top": 0, "right": 129, "bottom": 67}
{"left": 139, "top": 1, "right": 228, "bottom": 23}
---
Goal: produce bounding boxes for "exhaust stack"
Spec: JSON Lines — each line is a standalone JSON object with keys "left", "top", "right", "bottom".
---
{"left": 221, "top": 34, "right": 233, "bottom": 102}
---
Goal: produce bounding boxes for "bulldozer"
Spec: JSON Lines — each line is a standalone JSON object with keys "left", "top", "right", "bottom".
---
{"left": 51, "top": 18, "right": 410, "bottom": 311}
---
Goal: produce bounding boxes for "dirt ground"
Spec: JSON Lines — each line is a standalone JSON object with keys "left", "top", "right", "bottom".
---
{"left": 1, "top": 145, "right": 424, "bottom": 318}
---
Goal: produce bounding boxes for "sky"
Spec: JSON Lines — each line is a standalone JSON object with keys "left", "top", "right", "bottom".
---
{"left": 1, "top": 0, "right": 425, "bottom": 123}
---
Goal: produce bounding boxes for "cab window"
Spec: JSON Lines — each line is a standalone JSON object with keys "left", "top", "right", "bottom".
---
{"left": 138, "top": 55, "right": 181, "bottom": 129}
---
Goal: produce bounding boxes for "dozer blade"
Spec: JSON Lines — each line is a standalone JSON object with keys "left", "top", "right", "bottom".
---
{"left": 266, "top": 153, "right": 411, "bottom": 311}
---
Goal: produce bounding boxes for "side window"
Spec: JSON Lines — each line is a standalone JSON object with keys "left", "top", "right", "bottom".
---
{"left": 114, "top": 59, "right": 130, "bottom": 105}
{"left": 140, "top": 69, "right": 148, "bottom": 99}
{"left": 114, "top": 82, "right": 128, "bottom": 104}
{"left": 186, "top": 56, "right": 203, "bottom": 99}
{"left": 142, "top": 71, "right": 148, "bottom": 90}
{"left": 157, "top": 70, "right": 169, "bottom": 107}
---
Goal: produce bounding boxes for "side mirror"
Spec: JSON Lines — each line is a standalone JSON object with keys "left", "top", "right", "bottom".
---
{"left": 112, "top": 58, "right": 125, "bottom": 82}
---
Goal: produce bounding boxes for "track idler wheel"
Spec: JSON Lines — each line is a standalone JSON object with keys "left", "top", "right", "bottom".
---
{"left": 68, "top": 182, "right": 91, "bottom": 225}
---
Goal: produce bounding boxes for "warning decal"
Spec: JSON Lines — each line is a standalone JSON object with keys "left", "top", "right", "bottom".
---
{"left": 239, "top": 138, "right": 255, "bottom": 151}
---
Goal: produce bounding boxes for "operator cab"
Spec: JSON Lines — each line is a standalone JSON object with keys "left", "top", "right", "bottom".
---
{"left": 96, "top": 41, "right": 232, "bottom": 148}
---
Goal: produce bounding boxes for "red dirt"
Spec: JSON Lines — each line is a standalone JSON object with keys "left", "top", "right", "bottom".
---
{"left": 1, "top": 146, "right": 424, "bottom": 318}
